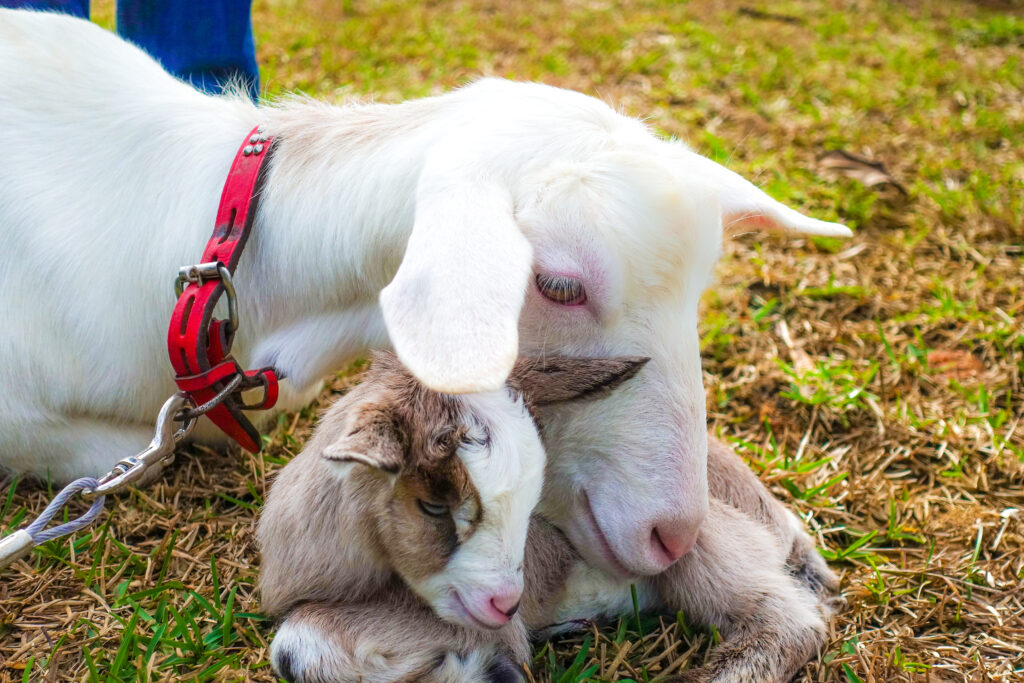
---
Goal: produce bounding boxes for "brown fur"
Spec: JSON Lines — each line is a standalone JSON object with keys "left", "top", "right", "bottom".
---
{"left": 518, "top": 518, "right": 583, "bottom": 629}
{"left": 258, "top": 353, "right": 482, "bottom": 616}
{"left": 652, "top": 498, "right": 827, "bottom": 683}
{"left": 508, "top": 356, "right": 649, "bottom": 411}
{"left": 707, "top": 436, "right": 839, "bottom": 601}
{"left": 272, "top": 585, "right": 529, "bottom": 683}
{"left": 382, "top": 458, "right": 481, "bottom": 580}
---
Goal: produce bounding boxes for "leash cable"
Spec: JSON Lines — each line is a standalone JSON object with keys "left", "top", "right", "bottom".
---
{"left": 0, "top": 393, "right": 204, "bottom": 569}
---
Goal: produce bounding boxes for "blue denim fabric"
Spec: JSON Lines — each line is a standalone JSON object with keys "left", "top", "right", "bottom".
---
{"left": 2, "top": 0, "right": 259, "bottom": 100}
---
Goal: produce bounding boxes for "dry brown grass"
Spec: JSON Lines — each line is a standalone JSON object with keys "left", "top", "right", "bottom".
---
{"left": 2, "top": 0, "right": 1022, "bottom": 681}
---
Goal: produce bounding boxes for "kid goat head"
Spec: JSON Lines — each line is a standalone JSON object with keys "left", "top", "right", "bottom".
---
{"left": 260, "top": 352, "right": 647, "bottom": 632}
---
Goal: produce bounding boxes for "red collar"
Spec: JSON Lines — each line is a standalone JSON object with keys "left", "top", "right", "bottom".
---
{"left": 166, "top": 126, "right": 280, "bottom": 452}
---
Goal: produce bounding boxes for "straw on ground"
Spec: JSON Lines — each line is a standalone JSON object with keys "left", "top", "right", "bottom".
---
{"left": 1, "top": 0, "right": 1022, "bottom": 681}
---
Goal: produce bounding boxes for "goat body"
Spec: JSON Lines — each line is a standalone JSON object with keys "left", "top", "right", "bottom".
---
{"left": 1, "top": 9, "right": 849, "bottom": 579}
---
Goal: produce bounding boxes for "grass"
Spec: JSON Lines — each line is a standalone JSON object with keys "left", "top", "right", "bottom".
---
{"left": 3, "top": 0, "right": 1023, "bottom": 680}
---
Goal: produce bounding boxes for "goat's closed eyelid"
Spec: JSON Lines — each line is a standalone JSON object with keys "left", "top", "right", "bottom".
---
{"left": 460, "top": 425, "right": 490, "bottom": 447}
{"left": 536, "top": 273, "right": 587, "bottom": 306}
{"left": 417, "top": 499, "right": 450, "bottom": 517}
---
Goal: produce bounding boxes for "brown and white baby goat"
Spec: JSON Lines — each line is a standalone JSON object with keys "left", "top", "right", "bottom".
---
{"left": 259, "top": 353, "right": 648, "bottom": 643}
{"left": 260, "top": 356, "right": 839, "bottom": 683}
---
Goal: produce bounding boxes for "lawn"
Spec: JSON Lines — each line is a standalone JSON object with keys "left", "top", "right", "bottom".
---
{"left": 1, "top": 0, "right": 1022, "bottom": 681}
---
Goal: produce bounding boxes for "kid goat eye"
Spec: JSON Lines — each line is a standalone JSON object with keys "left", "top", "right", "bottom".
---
{"left": 461, "top": 425, "right": 490, "bottom": 447}
{"left": 536, "top": 273, "right": 587, "bottom": 306}
{"left": 417, "top": 500, "right": 450, "bottom": 517}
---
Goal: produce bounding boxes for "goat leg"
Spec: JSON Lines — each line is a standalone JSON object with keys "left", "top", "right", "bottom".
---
{"left": 706, "top": 435, "right": 839, "bottom": 602}
{"left": 653, "top": 498, "right": 828, "bottom": 683}
{"left": 269, "top": 589, "right": 530, "bottom": 683}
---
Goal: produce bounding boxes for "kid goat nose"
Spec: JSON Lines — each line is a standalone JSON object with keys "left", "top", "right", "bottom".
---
{"left": 651, "top": 523, "right": 698, "bottom": 566}
{"left": 489, "top": 592, "right": 521, "bottom": 618}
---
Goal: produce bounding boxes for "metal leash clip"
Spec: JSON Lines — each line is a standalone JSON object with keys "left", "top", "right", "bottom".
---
{"left": 83, "top": 394, "right": 198, "bottom": 500}
{"left": 0, "top": 394, "right": 200, "bottom": 570}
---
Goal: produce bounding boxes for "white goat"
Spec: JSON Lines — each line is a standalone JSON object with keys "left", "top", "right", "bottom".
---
{"left": 261, "top": 377, "right": 840, "bottom": 683}
{"left": 0, "top": 10, "right": 850, "bottom": 578}
{"left": 258, "top": 352, "right": 647, "bottom": 636}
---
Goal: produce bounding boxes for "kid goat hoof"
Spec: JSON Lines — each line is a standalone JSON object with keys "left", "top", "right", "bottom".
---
{"left": 484, "top": 654, "right": 526, "bottom": 683}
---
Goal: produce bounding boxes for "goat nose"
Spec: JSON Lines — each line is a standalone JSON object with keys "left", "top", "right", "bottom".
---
{"left": 650, "top": 522, "right": 699, "bottom": 566}
{"left": 490, "top": 593, "right": 521, "bottom": 618}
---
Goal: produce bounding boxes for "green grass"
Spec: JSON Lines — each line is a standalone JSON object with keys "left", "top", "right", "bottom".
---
{"left": 2, "top": 0, "right": 1022, "bottom": 681}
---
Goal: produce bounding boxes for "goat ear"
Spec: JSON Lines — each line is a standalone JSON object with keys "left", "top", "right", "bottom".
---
{"left": 380, "top": 160, "right": 533, "bottom": 395}
{"left": 684, "top": 151, "right": 852, "bottom": 238}
{"left": 510, "top": 356, "right": 650, "bottom": 406}
{"left": 322, "top": 405, "right": 405, "bottom": 477}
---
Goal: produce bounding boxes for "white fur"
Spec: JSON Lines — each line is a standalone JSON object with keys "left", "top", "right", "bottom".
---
{"left": 0, "top": 10, "right": 848, "bottom": 575}
{"left": 270, "top": 620, "right": 350, "bottom": 681}
{"left": 267, "top": 492, "right": 837, "bottom": 683}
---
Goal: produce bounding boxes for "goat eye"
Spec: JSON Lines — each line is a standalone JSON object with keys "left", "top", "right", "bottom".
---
{"left": 460, "top": 424, "right": 490, "bottom": 447}
{"left": 536, "top": 274, "right": 586, "bottom": 306}
{"left": 418, "top": 500, "right": 450, "bottom": 517}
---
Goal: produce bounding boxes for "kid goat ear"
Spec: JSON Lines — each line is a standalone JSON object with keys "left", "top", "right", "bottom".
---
{"left": 510, "top": 356, "right": 650, "bottom": 406}
{"left": 322, "top": 404, "right": 405, "bottom": 476}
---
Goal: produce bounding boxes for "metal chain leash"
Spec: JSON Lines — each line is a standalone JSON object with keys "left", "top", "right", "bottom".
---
{"left": 2, "top": 258, "right": 263, "bottom": 571}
